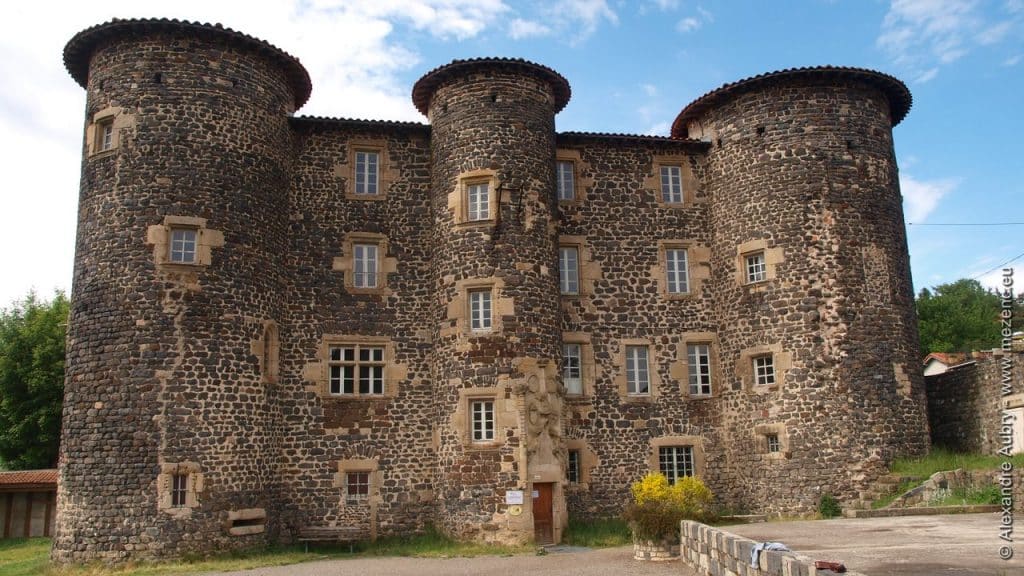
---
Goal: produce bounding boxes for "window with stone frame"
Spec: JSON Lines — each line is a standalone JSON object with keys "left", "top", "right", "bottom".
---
{"left": 557, "top": 160, "right": 576, "bottom": 201}
{"left": 753, "top": 354, "right": 776, "bottom": 387}
{"left": 171, "top": 474, "right": 188, "bottom": 508}
{"left": 626, "top": 345, "right": 651, "bottom": 396}
{"left": 353, "top": 243, "right": 379, "bottom": 288}
{"left": 328, "top": 344, "right": 385, "bottom": 396}
{"left": 766, "top": 433, "right": 781, "bottom": 453}
{"left": 466, "top": 181, "right": 491, "bottom": 221}
{"left": 658, "top": 446, "right": 694, "bottom": 483}
{"left": 469, "top": 289, "right": 492, "bottom": 332}
{"left": 353, "top": 149, "right": 380, "bottom": 195}
{"left": 346, "top": 471, "right": 370, "bottom": 503}
{"left": 471, "top": 399, "right": 495, "bottom": 442}
{"left": 665, "top": 247, "right": 690, "bottom": 294}
{"left": 660, "top": 165, "right": 683, "bottom": 204}
{"left": 98, "top": 118, "right": 115, "bottom": 152}
{"left": 687, "top": 343, "right": 712, "bottom": 396}
{"left": 562, "top": 343, "right": 583, "bottom": 395}
{"left": 745, "top": 251, "right": 767, "bottom": 284}
{"left": 168, "top": 227, "right": 198, "bottom": 264}
{"left": 567, "top": 449, "right": 581, "bottom": 484}
{"left": 559, "top": 246, "right": 580, "bottom": 295}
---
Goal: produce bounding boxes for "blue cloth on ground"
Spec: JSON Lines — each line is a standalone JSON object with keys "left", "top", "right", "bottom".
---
{"left": 751, "top": 541, "right": 791, "bottom": 567}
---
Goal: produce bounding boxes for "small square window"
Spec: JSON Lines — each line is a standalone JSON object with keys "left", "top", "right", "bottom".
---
{"left": 766, "top": 434, "right": 781, "bottom": 453}
{"left": 562, "top": 343, "right": 582, "bottom": 395}
{"left": 346, "top": 471, "right": 370, "bottom": 503}
{"left": 746, "top": 252, "right": 767, "bottom": 284}
{"left": 666, "top": 248, "right": 690, "bottom": 294}
{"left": 471, "top": 399, "right": 495, "bottom": 442}
{"left": 687, "top": 344, "right": 712, "bottom": 396}
{"left": 658, "top": 446, "right": 694, "bottom": 483}
{"left": 98, "top": 120, "right": 114, "bottom": 152}
{"left": 469, "top": 289, "right": 492, "bottom": 331}
{"left": 660, "top": 165, "right": 683, "bottom": 204}
{"left": 353, "top": 243, "right": 379, "bottom": 288}
{"left": 328, "top": 345, "right": 385, "bottom": 396}
{"left": 753, "top": 355, "right": 776, "bottom": 387}
{"left": 626, "top": 345, "right": 650, "bottom": 396}
{"left": 354, "top": 150, "right": 379, "bottom": 195}
{"left": 171, "top": 474, "right": 188, "bottom": 508}
{"left": 559, "top": 246, "right": 580, "bottom": 295}
{"left": 467, "top": 182, "right": 490, "bottom": 221}
{"left": 567, "top": 449, "right": 581, "bottom": 484}
{"left": 169, "top": 228, "right": 198, "bottom": 264}
{"left": 557, "top": 161, "right": 576, "bottom": 201}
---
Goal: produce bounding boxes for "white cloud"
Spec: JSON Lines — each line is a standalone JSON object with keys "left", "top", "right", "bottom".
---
{"left": 509, "top": 18, "right": 552, "bottom": 39}
{"left": 644, "top": 121, "right": 671, "bottom": 136}
{"left": 543, "top": 0, "right": 618, "bottom": 44}
{"left": 1004, "top": 53, "right": 1023, "bottom": 66}
{"left": 916, "top": 67, "right": 939, "bottom": 82}
{"left": 676, "top": 17, "right": 701, "bottom": 32}
{"left": 877, "top": 0, "right": 1023, "bottom": 79}
{"left": 641, "top": 83, "right": 658, "bottom": 97}
{"left": 901, "top": 174, "right": 959, "bottom": 222}
{"left": 651, "top": 0, "right": 680, "bottom": 10}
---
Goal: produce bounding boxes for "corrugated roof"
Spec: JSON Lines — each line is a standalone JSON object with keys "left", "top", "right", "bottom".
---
{"left": 0, "top": 469, "right": 57, "bottom": 487}
{"left": 671, "top": 66, "right": 912, "bottom": 138}
{"left": 63, "top": 18, "right": 312, "bottom": 108}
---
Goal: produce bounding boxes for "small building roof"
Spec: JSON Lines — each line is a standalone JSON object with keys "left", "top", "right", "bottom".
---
{"left": 0, "top": 469, "right": 57, "bottom": 491}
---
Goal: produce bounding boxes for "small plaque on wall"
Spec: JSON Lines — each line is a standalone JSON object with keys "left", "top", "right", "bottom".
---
{"left": 505, "top": 490, "right": 524, "bottom": 505}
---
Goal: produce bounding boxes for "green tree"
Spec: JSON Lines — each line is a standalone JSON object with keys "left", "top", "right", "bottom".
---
{"left": 916, "top": 278, "right": 1018, "bottom": 354}
{"left": 0, "top": 290, "right": 69, "bottom": 469}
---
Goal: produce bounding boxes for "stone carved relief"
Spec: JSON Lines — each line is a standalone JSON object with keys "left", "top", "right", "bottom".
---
{"left": 525, "top": 372, "right": 566, "bottom": 471}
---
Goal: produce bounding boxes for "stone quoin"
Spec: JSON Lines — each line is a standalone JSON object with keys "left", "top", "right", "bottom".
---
{"left": 55, "top": 17, "right": 929, "bottom": 562}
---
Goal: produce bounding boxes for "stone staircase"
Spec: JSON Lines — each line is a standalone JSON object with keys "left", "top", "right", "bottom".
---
{"left": 842, "top": 473, "right": 922, "bottom": 515}
{"left": 843, "top": 469, "right": 1002, "bottom": 518}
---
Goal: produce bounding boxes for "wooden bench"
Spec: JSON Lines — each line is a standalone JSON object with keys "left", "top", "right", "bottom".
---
{"left": 296, "top": 526, "right": 364, "bottom": 553}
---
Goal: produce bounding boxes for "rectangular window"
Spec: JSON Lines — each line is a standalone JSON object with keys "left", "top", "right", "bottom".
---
{"left": 660, "top": 165, "right": 683, "bottom": 203}
{"left": 766, "top": 434, "right": 781, "bottom": 453}
{"left": 658, "top": 446, "right": 694, "bottom": 483}
{"left": 169, "top": 228, "right": 198, "bottom": 264}
{"left": 562, "top": 343, "right": 582, "bottom": 395}
{"left": 469, "top": 289, "right": 492, "bottom": 331}
{"left": 354, "top": 150, "right": 379, "bottom": 195}
{"left": 346, "top": 471, "right": 370, "bottom": 503}
{"left": 353, "top": 243, "right": 379, "bottom": 288}
{"left": 557, "top": 161, "right": 575, "bottom": 201}
{"left": 746, "top": 252, "right": 767, "bottom": 283}
{"left": 666, "top": 248, "right": 690, "bottom": 294}
{"left": 471, "top": 400, "right": 495, "bottom": 442}
{"left": 328, "top": 345, "right": 385, "bottom": 396}
{"left": 753, "top": 355, "right": 776, "bottom": 387}
{"left": 625, "top": 345, "right": 650, "bottom": 396}
{"left": 99, "top": 120, "right": 114, "bottom": 152}
{"left": 171, "top": 474, "right": 187, "bottom": 508}
{"left": 467, "top": 182, "right": 490, "bottom": 221}
{"left": 559, "top": 246, "right": 580, "bottom": 295}
{"left": 567, "top": 449, "right": 581, "bottom": 484}
{"left": 687, "top": 344, "right": 712, "bottom": 396}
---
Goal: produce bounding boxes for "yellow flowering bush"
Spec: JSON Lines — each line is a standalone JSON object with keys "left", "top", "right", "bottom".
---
{"left": 623, "top": 473, "right": 714, "bottom": 540}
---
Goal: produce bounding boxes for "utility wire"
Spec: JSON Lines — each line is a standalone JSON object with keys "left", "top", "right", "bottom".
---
{"left": 972, "top": 250, "right": 1024, "bottom": 280}
{"left": 908, "top": 222, "right": 1024, "bottom": 226}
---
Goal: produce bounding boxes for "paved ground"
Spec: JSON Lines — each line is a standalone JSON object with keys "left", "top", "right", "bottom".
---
{"left": 727, "top": 512, "right": 1023, "bottom": 576}
{"left": 209, "top": 545, "right": 696, "bottom": 576}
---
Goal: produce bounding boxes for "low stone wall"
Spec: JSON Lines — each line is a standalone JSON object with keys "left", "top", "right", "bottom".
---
{"left": 680, "top": 521, "right": 867, "bottom": 576}
{"left": 633, "top": 536, "right": 680, "bottom": 561}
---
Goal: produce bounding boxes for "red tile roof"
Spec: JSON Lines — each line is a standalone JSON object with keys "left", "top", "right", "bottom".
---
{"left": 0, "top": 469, "right": 58, "bottom": 487}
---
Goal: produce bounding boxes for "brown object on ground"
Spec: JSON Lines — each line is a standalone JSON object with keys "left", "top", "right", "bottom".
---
{"left": 814, "top": 560, "right": 846, "bottom": 572}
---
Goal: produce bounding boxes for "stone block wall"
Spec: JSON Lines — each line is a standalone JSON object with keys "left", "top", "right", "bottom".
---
{"left": 680, "top": 520, "right": 868, "bottom": 576}
{"left": 926, "top": 351, "right": 1024, "bottom": 453}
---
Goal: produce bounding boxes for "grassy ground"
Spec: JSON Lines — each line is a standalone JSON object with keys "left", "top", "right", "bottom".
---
{"left": 562, "top": 518, "right": 631, "bottom": 548}
{"left": 890, "top": 448, "right": 1024, "bottom": 477}
{"left": 0, "top": 528, "right": 533, "bottom": 576}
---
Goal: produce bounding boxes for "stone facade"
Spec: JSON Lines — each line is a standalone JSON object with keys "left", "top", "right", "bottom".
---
{"left": 56, "top": 18, "right": 929, "bottom": 562}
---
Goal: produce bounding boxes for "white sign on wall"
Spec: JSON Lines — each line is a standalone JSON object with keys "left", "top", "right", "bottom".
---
{"left": 505, "top": 490, "right": 524, "bottom": 505}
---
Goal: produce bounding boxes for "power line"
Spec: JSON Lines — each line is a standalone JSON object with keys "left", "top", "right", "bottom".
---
{"left": 908, "top": 222, "right": 1024, "bottom": 226}
{"left": 972, "top": 250, "right": 1024, "bottom": 280}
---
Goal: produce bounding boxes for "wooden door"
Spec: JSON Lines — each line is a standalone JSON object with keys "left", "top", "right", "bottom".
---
{"left": 532, "top": 482, "right": 553, "bottom": 544}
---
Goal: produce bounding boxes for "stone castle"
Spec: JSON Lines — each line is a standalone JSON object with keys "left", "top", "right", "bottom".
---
{"left": 55, "top": 17, "right": 930, "bottom": 561}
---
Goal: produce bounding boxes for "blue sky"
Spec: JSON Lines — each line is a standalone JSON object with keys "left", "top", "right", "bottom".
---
{"left": 0, "top": 0, "right": 1021, "bottom": 306}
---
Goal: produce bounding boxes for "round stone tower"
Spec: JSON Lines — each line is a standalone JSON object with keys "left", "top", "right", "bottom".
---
{"left": 57, "top": 19, "right": 310, "bottom": 561}
{"left": 671, "top": 67, "right": 929, "bottom": 511}
{"left": 412, "top": 59, "right": 570, "bottom": 543}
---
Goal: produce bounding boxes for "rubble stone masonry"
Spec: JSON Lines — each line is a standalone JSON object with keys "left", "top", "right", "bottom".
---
{"left": 57, "top": 18, "right": 929, "bottom": 561}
